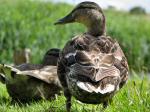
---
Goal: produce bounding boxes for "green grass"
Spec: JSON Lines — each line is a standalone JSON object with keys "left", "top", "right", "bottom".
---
{"left": 0, "top": 74, "right": 150, "bottom": 112}
{"left": 0, "top": 1, "right": 149, "bottom": 111}
{"left": 0, "top": 0, "right": 150, "bottom": 71}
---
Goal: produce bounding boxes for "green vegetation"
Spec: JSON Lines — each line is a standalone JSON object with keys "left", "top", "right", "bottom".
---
{"left": 130, "top": 6, "right": 146, "bottom": 15}
{"left": 105, "top": 10, "right": 150, "bottom": 72}
{"left": 0, "top": 0, "right": 150, "bottom": 111}
{"left": 0, "top": 0, "right": 150, "bottom": 71}
{"left": 0, "top": 74, "right": 150, "bottom": 112}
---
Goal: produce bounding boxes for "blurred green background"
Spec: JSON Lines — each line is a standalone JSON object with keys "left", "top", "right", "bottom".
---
{"left": 0, "top": 0, "right": 150, "bottom": 72}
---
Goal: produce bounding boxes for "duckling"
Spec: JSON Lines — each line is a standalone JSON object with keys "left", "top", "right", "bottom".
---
{"left": 0, "top": 48, "right": 61, "bottom": 102}
{"left": 55, "top": 2, "right": 129, "bottom": 111}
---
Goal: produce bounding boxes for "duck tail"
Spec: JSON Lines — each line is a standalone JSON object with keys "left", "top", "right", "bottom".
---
{"left": 0, "top": 64, "right": 18, "bottom": 81}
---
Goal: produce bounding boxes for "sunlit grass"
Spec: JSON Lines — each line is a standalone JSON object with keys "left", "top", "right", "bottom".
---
{"left": 0, "top": 0, "right": 149, "bottom": 111}
{"left": 0, "top": 0, "right": 150, "bottom": 71}
{"left": 0, "top": 74, "right": 150, "bottom": 112}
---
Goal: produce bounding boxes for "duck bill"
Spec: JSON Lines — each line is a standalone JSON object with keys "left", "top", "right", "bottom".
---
{"left": 54, "top": 14, "right": 75, "bottom": 25}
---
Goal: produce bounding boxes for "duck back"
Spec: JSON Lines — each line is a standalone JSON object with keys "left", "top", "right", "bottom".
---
{"left": 58, "top": 34, "right": 128, "bottom": 103}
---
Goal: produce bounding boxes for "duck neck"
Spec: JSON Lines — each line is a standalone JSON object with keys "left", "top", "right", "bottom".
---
{"left": 87, "top": 14, "right": 106, "bottom": 36}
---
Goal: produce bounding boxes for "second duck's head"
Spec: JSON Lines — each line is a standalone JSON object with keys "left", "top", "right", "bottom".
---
{"left": 42, "top": 48, "right": 60, "bottom": 66}
{"left": 54, "top": 1, "right": 106, "bottom": 36}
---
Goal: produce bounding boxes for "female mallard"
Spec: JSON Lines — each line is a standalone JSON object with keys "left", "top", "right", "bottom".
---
{"left": 55, "top": 2, "right": 129, "bottom": 111}
{"left": 0, "top": 48, "right": 62, "bottom": 102}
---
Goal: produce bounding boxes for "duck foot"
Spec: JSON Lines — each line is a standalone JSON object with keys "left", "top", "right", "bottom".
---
{"left": 64, "top": 89, "right": 72, "bottom": 112}
{"left": 103, "top": 101, "right": 108, "bottom": 109}
{"left": 102, "top": 99, "right": 112, "bottom": 110}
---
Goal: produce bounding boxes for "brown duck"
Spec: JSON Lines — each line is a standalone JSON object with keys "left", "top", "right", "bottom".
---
{"left": 0, "top": 48, "right": 62, "bottom": 102}
{"left": 55, "top": 2, "right": 129, "bottom": 111}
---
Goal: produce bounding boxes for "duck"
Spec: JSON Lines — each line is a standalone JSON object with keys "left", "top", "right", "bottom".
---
{"left": 55, "top": 2, "right": 129, "bottom": 111}
{"left": 0, "top": 48, "right": 62, "bottom": 102}
{"left": 42, "top": 48, "right": 60, "bottom": 66}
{"left": 15, "top": 48, "right": 60, "bottom": 71}
{"left": 13, "top": 48, "right": 31, "bottom": 65}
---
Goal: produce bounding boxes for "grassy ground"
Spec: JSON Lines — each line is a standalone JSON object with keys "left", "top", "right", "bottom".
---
{"left": 0, "top": 74, "right": 150, "bottom": 112}
{"left": 0, "top": 1, "right": 150, "bottom": 112}
{"left": 0, "top": 0, "right": 150, "bottom": 71}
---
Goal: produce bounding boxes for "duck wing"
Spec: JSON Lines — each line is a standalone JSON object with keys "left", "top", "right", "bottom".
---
{"left": 60, "top": 34, "right": 128, "bottom": 85}
{"left": 20, "top": 66, "right": 59, "bottom": 84}
{"left": 69, "top": 53, "right": 120, "bottom": 82}
{"left": 15, "top": 63, "right": 43, "bottom": 71}
{"left": 0, "top": 64, "right": 29, "bottom": 83}
{"left": 0, "top": 64, "right": 59, "bottom": 84}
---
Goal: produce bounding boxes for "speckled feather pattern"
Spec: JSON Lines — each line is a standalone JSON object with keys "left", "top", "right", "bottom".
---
{"left": 0, "top": 48, "right": 61, "bottom": 102}
{"left": 58, "top": 34, "right": 129, "bottom": 104}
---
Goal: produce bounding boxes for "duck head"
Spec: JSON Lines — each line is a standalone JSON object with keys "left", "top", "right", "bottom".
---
{"left": 54, "top": 1, "right": 106, "bottom": 36}
{"left": 42, "top": 48, "right": 60, "bottom": 66}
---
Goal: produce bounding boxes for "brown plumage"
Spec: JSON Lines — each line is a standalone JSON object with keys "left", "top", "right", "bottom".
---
{"left": 0, "top": 48, "right": 62, "bottom": 102}
{"left": 55, "top": 2, "right": 129, "bottom": 111}
{"left": 42, "top": 48, "right": 60, "bottom": 66}
{"left": 15, "top": 48, "right": 60, "bottom": 71}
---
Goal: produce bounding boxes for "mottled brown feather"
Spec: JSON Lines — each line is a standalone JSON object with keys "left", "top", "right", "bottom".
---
{"left": 60, "top": 34, "right": 128, "bottom": 83}
{"left": 56, "top": 2, "right": 129, "bottom": 111}
{"left": 0, "top": 48, "right": 61, "bottom": 102}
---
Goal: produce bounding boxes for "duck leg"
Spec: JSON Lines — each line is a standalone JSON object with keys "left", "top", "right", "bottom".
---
{"left": 64, "top": 89, "right": 72, "bottom": 112}
{"left": 103, "top": 101, "right": 108, "bottom": 108}
{"left": 102, "top": 99, "right": 112, "bottom": 109}
{"left": 57, "top": 60, "right": 72, "bottom": 112}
